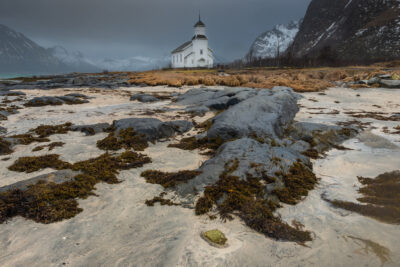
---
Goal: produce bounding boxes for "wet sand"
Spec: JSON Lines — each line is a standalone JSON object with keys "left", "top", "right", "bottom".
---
{"left": 0, "top": 86, "right": 399, "bottom": 266}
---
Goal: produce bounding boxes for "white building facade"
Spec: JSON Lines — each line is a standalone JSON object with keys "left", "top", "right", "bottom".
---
{"left": 171, "top": 17, "right": 214, "bottom": 68}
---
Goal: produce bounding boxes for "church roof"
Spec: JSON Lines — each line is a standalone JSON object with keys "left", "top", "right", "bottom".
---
{"left": 192, "top": 35, "right": 208, "bottom": 40}
{"left": 194, "top": 19, "right": 205, "bottom": 27}
{"left": 171, "top": 41, "right": 192, "bottom": 54}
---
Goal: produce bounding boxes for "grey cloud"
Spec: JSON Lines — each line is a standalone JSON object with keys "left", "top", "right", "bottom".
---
{"left": 0, "top": 0, "right": 311, "bottom": 61}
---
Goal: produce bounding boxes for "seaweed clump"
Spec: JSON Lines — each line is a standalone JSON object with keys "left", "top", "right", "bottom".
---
{"left": 168, "top": 136, "right": 224, "bottom": 155}
{"left": 30, "top": 123, "right": 72, "bottom": 138}
{"left": 141, "top": 169, "right": 201, "bottom": 188}
{"left": 145, "top": 193, "right": 180, "bottom": 206}
{"left": 7, "top": 123, "right": 73, "bottom": 146}
{"left": 33, "top": 142, "right": 65, "bottom": 152}
{"left": 0, "top": 137, "right": 13, "bottom": 155}
{"left": 0, "top": 151, "right": 152, "bottom": 224}
{"left": 97, "top": 128, "right": 148, "bottom": 151}
{"left": 9, "top": 134, "right": 50, "bottom": 145}
{"left": 273, "top": 161, "right": 317, "bottom": 205}
{"left": 195, "top": 159, "right": 313, "bottom": 243}
{"left": 8, "top": 154, "right": 72, "bottom": 173}
{"left": 326, "top": 170, "right": 400, "bottom": 224}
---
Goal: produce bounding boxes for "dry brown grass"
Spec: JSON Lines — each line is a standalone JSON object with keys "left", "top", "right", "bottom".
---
{"left": 127, "top": 64, "right": 399, "bottom": 92}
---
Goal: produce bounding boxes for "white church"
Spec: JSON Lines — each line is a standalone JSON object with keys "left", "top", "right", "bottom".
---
{"left": 171, "top": 16, "right": 214, "bottom": 68}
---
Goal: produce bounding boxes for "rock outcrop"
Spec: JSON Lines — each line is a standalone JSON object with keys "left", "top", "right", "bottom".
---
{"left": 207, "top": 87, "right": 300, "bottom": 140}
{"left": 174, "top": 87, "right": 357, "bottom": 197}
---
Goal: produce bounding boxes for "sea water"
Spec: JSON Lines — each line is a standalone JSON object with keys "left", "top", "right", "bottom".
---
{"left": 0, "top": 73, "right": 34, "bottom": 79}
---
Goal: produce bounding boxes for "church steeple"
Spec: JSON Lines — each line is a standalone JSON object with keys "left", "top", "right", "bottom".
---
{"left": 194, "top": 12, "right": 206, "bottom": 28}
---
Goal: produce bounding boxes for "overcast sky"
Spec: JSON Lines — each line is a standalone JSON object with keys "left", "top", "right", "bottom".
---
{"left": 0, "top": 0, "right": 311, "bottom": 61}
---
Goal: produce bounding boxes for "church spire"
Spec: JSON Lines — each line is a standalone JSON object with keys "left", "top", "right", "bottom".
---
{"left": 194, "top": 11, "right": 205, "bottom": 27}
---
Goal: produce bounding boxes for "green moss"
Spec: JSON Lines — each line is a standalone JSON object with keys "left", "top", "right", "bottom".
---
{"left": 0, "top": 151, "right": 152, "bottom": 224}
{"left": 202, "top": 229, "right": 227, "bottom": 246}
{"left": 141, "top": 170, "right": 201, "bottom": 188}
{"left": 8, "top": 154, "right": 72, "bottom": 173}
{"left": 97, "top": 128, "right": 148, "bottom": 151}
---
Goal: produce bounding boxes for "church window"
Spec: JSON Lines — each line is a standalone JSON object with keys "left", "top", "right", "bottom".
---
{"left": 200, "top": 49, "right": 203, "bottom": 55}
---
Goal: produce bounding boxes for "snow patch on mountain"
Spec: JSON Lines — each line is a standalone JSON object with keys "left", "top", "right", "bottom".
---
{"left": 247, "top": 20, "right": 300, "bottom": 60}
{"left": 48, "top": 46, "right": 100, "bottom": 73}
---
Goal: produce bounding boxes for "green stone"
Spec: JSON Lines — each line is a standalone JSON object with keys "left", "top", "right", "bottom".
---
{"left": 203, "top": 229, "right": 227, "bottom": 246}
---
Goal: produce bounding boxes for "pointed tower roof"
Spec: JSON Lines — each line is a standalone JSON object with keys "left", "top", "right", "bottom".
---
{"left": 194, "top": 12, "right": 206, "bottom": 27}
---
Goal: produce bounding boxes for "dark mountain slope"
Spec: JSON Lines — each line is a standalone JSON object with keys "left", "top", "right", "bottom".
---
{"left": 290, "top": 0, "right": 400, "bottom": 62}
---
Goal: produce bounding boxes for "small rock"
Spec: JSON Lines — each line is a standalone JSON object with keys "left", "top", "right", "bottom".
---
{"left": 379, "top": 79, "right": 400, "bottom": 89}
{"left": 130, "top": 93, "right": 160, "bottom": 103}
{"left": 201, "top": 229, "right": 228, "bottom": 248}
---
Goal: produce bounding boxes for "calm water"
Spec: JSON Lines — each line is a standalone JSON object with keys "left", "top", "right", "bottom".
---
{"left": 0, "top": 74, "right": 34, "bottom": 79}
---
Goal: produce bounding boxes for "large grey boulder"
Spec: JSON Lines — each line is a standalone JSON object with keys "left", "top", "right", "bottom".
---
{"left": 130, "top": 93, "right": 160, "bottom": 103}
{"left": 25, "top": 95, "right": 89, "bottom": 106}
{"left": 207, "top": 87, "right": 301, "bottom": 141}
{"left": 113, "top": 118, "right": 193, "bottom": 141}
{"left": 177, "top": 137, "right": 310, "bottom": 196}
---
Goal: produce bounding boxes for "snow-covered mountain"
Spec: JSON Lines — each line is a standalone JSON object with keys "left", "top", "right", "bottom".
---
{"left": 0, "top": 24, "right": 167, "bottom": 75}
{"left": 247, "top": 21, "right": 300, "bottom": 60}
{"left": 291, "top": 0, "right": 400, "bottom": 61}
{"left": 48, "top": 45, "right": 100, "bottom": 73}
{"left": 0, "top": 24, "right": 67, "bottom": 74}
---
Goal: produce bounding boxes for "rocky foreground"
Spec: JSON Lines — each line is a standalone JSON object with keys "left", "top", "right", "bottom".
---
{"left": 0, "top": 77, "right": 399, "bottom": 266}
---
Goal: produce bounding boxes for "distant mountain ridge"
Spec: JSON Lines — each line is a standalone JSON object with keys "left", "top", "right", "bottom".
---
{"left": 48, "top": 45, "right": 100, "bottom": 73}
{"left": 247, "top": 21, "right": 300, "bottom": 60}
{"left": 0, "top": 24, "right": 168, "bottom": 75}
{"left": 290, "top": 0, "right": 400, "bottom": 61}
{"left": 0, "top": 24, "right": 69, "bottom": 74}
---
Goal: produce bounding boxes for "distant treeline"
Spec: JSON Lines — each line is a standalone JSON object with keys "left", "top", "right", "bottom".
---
{"left": 224, "top": 45, "right": 399, "bottom": 69}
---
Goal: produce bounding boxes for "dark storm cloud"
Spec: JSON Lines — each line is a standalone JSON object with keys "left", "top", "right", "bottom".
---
{"left": 0, "top": 0, "right": 311, "bottom": 61}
